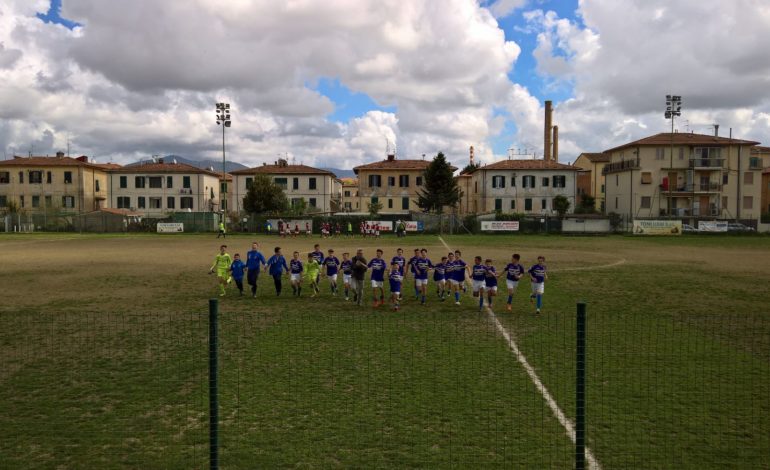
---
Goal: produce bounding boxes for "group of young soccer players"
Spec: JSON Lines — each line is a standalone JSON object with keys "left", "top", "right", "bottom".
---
{"left": 211, "top": 241, "right": 549, "bottom": 314}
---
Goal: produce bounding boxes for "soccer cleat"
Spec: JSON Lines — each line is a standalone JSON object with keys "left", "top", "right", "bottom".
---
{"left": 219, "top": 293, "right": 225, "bottom": 297}
{"left": 345, "top": 297, "right": 350, "bottom": 301}
{"left": 227, "top": 277, "right": 232, "bottom": 284}
{"left": 536, "top": 309, "right": 541, "bottom": 315}
{"left": 530, "top": 295, "right": 535, "bottom": 304}
{"left": 455, "top": 301, "right": 461, "bottom": 306}
{"left": 506, "top": 304, "right": 511, "bottom": 311}
{"left": 253, "top": 294, "right": 257, "bottom": 298}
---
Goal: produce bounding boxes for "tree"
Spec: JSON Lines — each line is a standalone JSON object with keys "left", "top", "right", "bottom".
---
{"left": 242, "top": 174, "right": 288, "bottom": 214}
{"left": 460, "top": 162, "right": 479, "bottom": 175}
{"left": 575, "top": 194, "right": 596, "bottom": 214}
{"left": 552, "top": 195, "right": 571, "bottom": 218}
{"left": 416, "top": 152, "right": 461, "bottom": 214}
{"left": 367, "top": 199, "right": 383, "bottom": 218}
{"left": 290, "top": 197, "right": 308, "bottom": 216}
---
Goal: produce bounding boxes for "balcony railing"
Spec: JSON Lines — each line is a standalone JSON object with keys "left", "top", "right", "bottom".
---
{"left": 602, "top": 158, "right": 640, "bottom": 174}
{"left": 689, "top": 158, "right": 724, "bottom": 168}
{"left": 664, "top": 182, "right": 722, "bottom": 193}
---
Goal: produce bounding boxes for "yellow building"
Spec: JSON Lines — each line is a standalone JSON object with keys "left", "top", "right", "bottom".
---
{"left": 0, "top": 152, "right": 112, "bottom": 214}
{"left": 573, "top": 152, "right": 610, "bottom": 212}
{"left": 603, "top": 132, "right": 762, "bottom": 223}
{"left": 455, "top": 173, "right": 474, "bottom": 214}
{"left": 340, "top": 178, "right": 359, "bottom": 212}
{"left": 753, "top": 146, "right": 770, "bottom": 214}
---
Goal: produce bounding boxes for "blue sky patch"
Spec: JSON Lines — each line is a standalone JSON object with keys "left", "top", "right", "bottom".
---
{"left": 37, "top": 0, "right": 80, "bottom": 29}
{"left": 313, "top": 78, "right": 396, "bottom": 122}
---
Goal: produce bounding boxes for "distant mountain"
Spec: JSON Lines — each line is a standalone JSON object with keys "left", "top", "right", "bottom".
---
{"left": 127, "top": 155, "right": 248, "bottom": 173}
{"left": 322, "top": 168, "right": 356, "bottom": 179}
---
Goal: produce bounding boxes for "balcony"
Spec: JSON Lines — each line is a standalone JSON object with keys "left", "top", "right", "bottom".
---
{"left": 179, "top": 188, "right": 193, "bottom": 194}
{"left": 689, "top": 158, "right": 724, "bottom": 169}
{"left": 603, "top": 159, "right": 640, "bottom": 174}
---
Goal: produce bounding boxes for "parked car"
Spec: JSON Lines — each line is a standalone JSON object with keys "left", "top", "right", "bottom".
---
{"left": 727, "top": 223, "right": 756, "bottom": 232}
{"left": 682, "top": 224, "right": 699, "bottom": 233}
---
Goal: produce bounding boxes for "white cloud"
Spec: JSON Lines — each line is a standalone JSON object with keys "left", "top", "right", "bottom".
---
{"left": 489, "top": 0, "right": 528, "bottom": 19}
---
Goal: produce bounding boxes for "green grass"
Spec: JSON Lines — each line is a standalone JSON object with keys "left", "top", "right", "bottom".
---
{"left": 0, "top": 233, "right": 769, "bottom": 468}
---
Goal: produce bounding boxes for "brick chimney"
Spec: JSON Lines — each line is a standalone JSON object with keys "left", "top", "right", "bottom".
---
{"left": 544, "top": 100, "right": 553, "bottom": 161}
{"left": 552, "top": 125, "right": 559, "bottom": 162}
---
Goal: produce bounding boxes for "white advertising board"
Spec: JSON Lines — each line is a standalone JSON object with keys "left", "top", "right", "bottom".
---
{"left": 157, "top": 222, "right": 184, "bottom": 233}
{"left": 632, "top": 220, "right": 682, "bottom": 235}
{"left": 698, "top": 221, "right": 728, "bottom": 232}
{"left": 365, "top": 221, "right": 394, "bottom": 231}
{"left": 481, "top": 221, "right": 520, "bottom": 231}
{"left": 404, "top": 221, "right": 423, "bottom": 232}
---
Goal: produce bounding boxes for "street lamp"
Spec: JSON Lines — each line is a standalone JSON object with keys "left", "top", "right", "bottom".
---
{"left": 665, "top": 94, "right": 682, "bottom": 217}
{"left": 216, "top": 102, "right": 231, "bottom": 220}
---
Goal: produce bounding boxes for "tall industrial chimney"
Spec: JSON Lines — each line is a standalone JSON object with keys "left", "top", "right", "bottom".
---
{"left": 714, "top": 124, "right": 719, "bottom": 137}
{"left": 544, "top": 100, "right": 553, "bottom": 161}
{"left": 469, "top": 145, "right": 475, "bottom": 166}
{"left": 552, "top": 125, "right": 559, "bottom": 162}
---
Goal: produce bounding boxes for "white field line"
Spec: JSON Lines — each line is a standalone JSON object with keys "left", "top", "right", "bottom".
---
{"left": 437, "top": 236, "right": 602, "bottom": 470}
{"left": 551, "top": 258, "right": 626, "bottom": 272}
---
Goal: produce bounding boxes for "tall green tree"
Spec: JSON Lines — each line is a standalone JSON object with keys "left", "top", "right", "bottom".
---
{"left": 367, "top": 199, "right": 383, "bottom": 218}
{"left": 552, "top": 195, "right": 571, "bottom": 217}
{"left": 242, "top": 174, "right": 288, "bottom": 214}
{"left": 416, "top": 152, "right": 461, "bottom": 214}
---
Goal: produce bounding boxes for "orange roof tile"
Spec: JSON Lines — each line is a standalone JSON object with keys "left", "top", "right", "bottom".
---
{"left": 0, "top": 155, "right": 109, "bottom": 170}
{"left": 479, "top": 159, "right": 578, "bottom": 171}
{"left": 353, "top": 158, "right": 457, "bottom": 173}
{"left": 604, "top": 132, "right": 760, "bottom": 153}
{"left": 230, "top": 164, "right": 335, "bottom": 176}
{"left": 112, "top": 162, "right": 224, "bottom": 178}
{"left": 577, "top": 152, "right": 611, "bottom": 163}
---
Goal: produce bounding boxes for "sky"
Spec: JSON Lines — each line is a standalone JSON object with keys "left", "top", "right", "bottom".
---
{"left": 1, "top": 0, "right": 769, "bottom": 170}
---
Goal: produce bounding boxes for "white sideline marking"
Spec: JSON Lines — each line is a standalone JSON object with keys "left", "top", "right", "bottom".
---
{"left": 552, "top": 258, "right": 626, "bottom": 272}
{"left": 437, "top": 236, "right": 602, "bottom": 470}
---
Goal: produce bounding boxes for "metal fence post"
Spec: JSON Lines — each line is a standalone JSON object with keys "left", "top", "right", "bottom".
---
{"left": 576, "top": 302, "right": 587, "bottom": 470}
{"left": 208, "top": 299, "right": 219, "bottom": 470}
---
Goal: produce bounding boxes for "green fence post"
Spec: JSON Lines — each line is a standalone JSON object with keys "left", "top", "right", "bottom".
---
{"left": 209, "top": 299, "right": 219, "bottom": 470}
{"left": 576, "top": 302, "right": 587, "bottom": 470}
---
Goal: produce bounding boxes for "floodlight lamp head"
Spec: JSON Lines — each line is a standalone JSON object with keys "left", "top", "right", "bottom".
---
{"left": 225, "top": 121, "right": 231, "bottom": 127}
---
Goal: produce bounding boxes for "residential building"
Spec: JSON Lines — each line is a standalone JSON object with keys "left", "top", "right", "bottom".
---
{"left": 602, "top": 132, "right": 762, "bottom": 223}
{"left": 340, "top": 178, "right": 359, "bottom": 212}
{"left": 573, "top": 152, "right": 610, "bottom": 212}
{"left": 754, "top": 146, "right": 770, "bottom": 214}
{"left": 109, "top": 160, "right": 223, "bottom": 215}
{"left": 455, "top": 173, "right": 474, "bottom": 214}
{"left": 470, "top": 159, "right": 579, "bottom": 214}
{"left": 0, "top": 152, "right": 111, "bottom": 213}
{"left": 353, "top": 153, "right": 456, "bottom": 214}
{"left": 230, "top": 159, "right": 341, "bottom": 213}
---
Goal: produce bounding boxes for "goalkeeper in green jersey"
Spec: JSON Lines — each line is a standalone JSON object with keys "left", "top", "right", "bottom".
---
{"left": 304, "top": 252, "right": 321, "bottom": 297}
{"left": 209, "top": 245, "right": 233, "bottom": 297}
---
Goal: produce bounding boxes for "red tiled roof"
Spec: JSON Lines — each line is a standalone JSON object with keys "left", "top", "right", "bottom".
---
{"left": 112, "top": 162, "right": 224, "bottom": 178}
{"left": 479, "top": 159, "right": 578, "bottom": 171}
{"left": 751, "top": 146, "right": 770, "bottom": 154}
{"left": 0, "top": 156, "right": 109, "bottom": 170}
{"left": 604, "top": 133, "right": 760, "bottom": 153}
{"left": 339, "top": 177, "right": 358, "bottom": 185}
{"left": 577, "top": 152, "right": 611, "bottom": 163}
{"left": 353, "top": 158, "right": 457, "bottom": 173}
{"left": 230, "top": 164, "right": 335, "bottom": 176}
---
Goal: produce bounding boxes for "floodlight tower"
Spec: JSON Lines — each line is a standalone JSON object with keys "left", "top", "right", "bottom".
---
{"left": 665, "top": 95, "right": 682, "bottom": 217}
{"left": 215, "top": 102, "right": 231, "bottom": 219}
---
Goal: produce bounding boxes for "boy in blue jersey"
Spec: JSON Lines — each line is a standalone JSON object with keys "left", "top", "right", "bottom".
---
{"left": 324, "top": 248, "right": 341, "bottom": 295}
{"left": 504, "top": 253, "right": 526, "bottom": 311}
{"left": 433, "top": 256, "right": 448, "bottom": 301}
{"left": 391, "top": 248, "right": 406, "bottom": 300}
{"left": 310, "top": 244, "right": 324, "bottom": 284}
{"left": 471, "top": 256, "right": 488, "bottom": 311}
{"left": 246, "top": 242, "right": 266, "bottom": 298}
{"left": 388, "top": 262, "right": 403, "bottom": 311}
{"left": 414, "top": 249, "right": 434, "bottom": 305}
{"left": 341, "top": 252, "right": 353, "bottom": 300}
{"left": 528, "top": 256, "right": 548, "bottom": 314}
{"left": 368, "top": 249, "right": 387, "bottom": 307}
{"left": 407, "top": 248, "right": 421, "bottom": 300}
{"left": 453, "top": 250, "right": 469, "bottom": 304}
{"left": 484, "top": 258, "right": 499, "bottom": 310}
{"left": 230, "top": 253, "right": 247, "bottom": 296}
{"left": 266, "top": 247, "right": 289, "bottom": 296}
{"left": 289, "top": 251, "right": 304, "bottom": 296}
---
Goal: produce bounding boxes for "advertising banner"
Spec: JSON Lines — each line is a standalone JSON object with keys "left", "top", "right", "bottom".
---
{"left": 404, "top": 221, "right": 424, "bottom": 232}
{"left": 365, "top": 221, "right": 394, "bottom": 231}
{"left": 481, "top": 221, "right": 520, "bottom": 231}
{"left": 157, "top": 222, "right": 184, "bottom": 233}
{"left": 632, "top": 220, "right": 682, "bottom": 235}
{"left": 269, "top": 219, "right": 313, "bottom": 233}
{"left": 698, "top": 221, "right": 728, "bottom": 232}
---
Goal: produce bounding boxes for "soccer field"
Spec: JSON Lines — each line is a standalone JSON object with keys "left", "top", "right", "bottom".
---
{"left": 1, "top": 233, "right": 769, "bottom": 468}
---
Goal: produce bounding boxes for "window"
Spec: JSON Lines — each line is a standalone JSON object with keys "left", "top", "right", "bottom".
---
{"left": 474, "top": 181, "right": 478, "bottom": 193}
{"left": 743, "top": 196, "right": 753, "bottom": 210}
{"left": 309, "top": 178, "right": 317, "bottom": 190}
{"left": 615, "top": 175, "right": 619, "bottom": 186}
{"left": 293, "top": 178, "right": 299, "bottom": 190}
{"left": 183, "top": 176, "right": 191, "bottom": 189}
{"left": 744, "top": 172, "right": 754, "bottom": 185}
{"left": 694, "top": 147, "right": 721, "bottom": 159}
{"left": 120, "top": 176, "right": 127, "bottom": 188}
{"left": 524, "top": 198, "right": 532, "bottom": 211}
{"left": 553, "top": 175, "right": 566, "bottom": 188}
{"left": 64, "top": 171, "right": 72, "bottom": 184}
{"left": 29, "top": 171, "right": 42, "bottom": 184}
{"left": 220, "top": 182, "right": 228, "bottom": 193}
{"left": 95, "top": 179, "right": 101, "bottom": 192}
{"left": 0, "top": 172, "right": 9, "bottom": 183}
{"left": 641, "top": 196, "right": 651, "bottom": 209}
{"left": 641, "top": 172, "right": 652, "bottom": 184}
{"left": 600, "top": 201, "right": 605, "bottom": 212}
{"left": 723, "top": 174, "right": 728, "bottom": 185}
{"left": 149, "top": 197, "right": 162, "bottom": 209}
{"left": 510, "top": 200, "right": 516, "bottom": 209}
{"left": 245, "top": 177, "right": 253, "bottom": 189}
{"left": 167, "top": 176, "right": 173, "bottom": 189}
{"left": 309, "top": 198, "right": 317, "bottom": 208}
{"left": 541, "top": 199, "right": 547, "bottom": 210}
{"left": 402, "top": 197, "right": 409, "bottom": 210}
{"left": 388, "top": 198, "right": 393, "bottom": 209}
{"left": 492, "top": 175, "right": 506, "bottom": 189}
{"left": 522, "top": 175, "right": 536, "bottom": 188}
{"left": 678, "top": 148, "right": 685, "bottom": 160}
{"left": 167, "top": 196, "right": 175, "bottom": 209}
{"left": 181, "top": 197, "right": 193, "bottom": 209}
{"left": 0, "top": 195, "right": 6, "bottom": 206}
{"left": 45, "top": 195, "right": 51, "bottom": 207}
{"left": 116, "top": 196, "right": 130, "bottom": 209}
{"left": 368, "top": 174, "right": 382, "bottom": 187}
{"left": 495, "top": 198, "right": 502, "bottom": 211}
{"left": 416, "top": 176, "right": 423, "bottom": 186}
{"left": 601, "top": 184, "right": 605, "bottom": 194}
{"left": 511, "top": 176, "right": 516, "bottom": 187}
{"left": 542, "top": 177, "right": 549, "bottom": 187}
{"left": 18, "top": 171, "right": 23, "bottom": 183}
{"left": 655, "top": 148, "right": 665, "bottom": 160}
{"left": 135, "top": 176, "right": 145, "bottom": 188}
{"left": 138, "top": 196, "right": 146, "bottom": 209}
{"left": 344, "top": 190, "right": 351, "bottom": 197}
{"left": 722, "top": 196, "right": 728, "bottom": 209}
{"left": 274, "top": 177, "right": 287, "bottom": 189}
{"left": 19, "top": 195, "right": 24, "bottom": 208}
{"left": 47, "top": 171, "right": 52, "bottom": 183}
{"left": 291, "top": 198, "right": 301, "bottom": 207}
{"left": 615, "top": 197, "right": 618, "bottom": 209}
{"left": 344, "top": 202, "right": 352, "bottom": 210}
{"left": 63, "top": 196, "right": 77, "bottom": 208}
{"left": 399, "top": 175, "right": 410, "bottom": 187}
{"left": 387, "top": 176, "right": 395, "bottom": 187}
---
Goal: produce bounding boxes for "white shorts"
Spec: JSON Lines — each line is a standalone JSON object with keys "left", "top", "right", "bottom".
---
{"left": 472, "top": 280, "right": 486, "bottom": 292}
{"left": 415, "top": 278, "right": 428, "bottom": 286}
{"left": 371, "top": 280, "right": 383, "bottom": 288}
{"left": 375, "top": 231, "right": 380, "bottom": 236}
{"left": 486, "top": 285, "right": 498, "bottom": 293}
{"left": 290, "top": 273, "right": 301, "bottom": 282}
{"left": 328, "top": 274, "right": 337, "bottom": 282}
{"left": 306, "top": 231, "right": 311, "bottom": 235}
{"left": 435, "top": 279, "right": 446, "bottom": 286}
{"left": 343, "top": 274, "right": 352, "bottom": 284}
{"left": 449, "top": 279, "right": 460, "bottom": 286}
{"left": 531, "top": 282, "right": 544, "bottom": 295}
{"left": 506, "top": 280, "right": 519, "bottom": 290}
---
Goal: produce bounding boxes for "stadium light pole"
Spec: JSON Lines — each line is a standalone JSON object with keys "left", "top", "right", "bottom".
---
{"left": 216, "top": 102, "right": 231, "bottom": 222}
{"left": 665, "top": 95, "right": 682, "bottom": 218}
